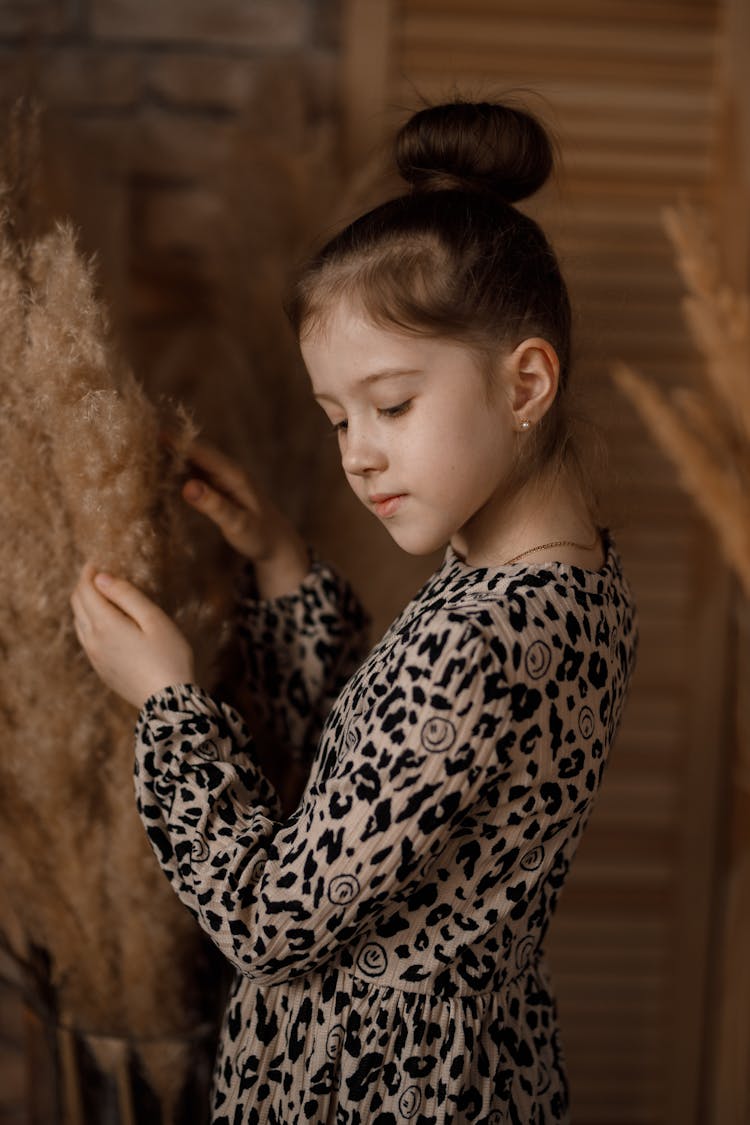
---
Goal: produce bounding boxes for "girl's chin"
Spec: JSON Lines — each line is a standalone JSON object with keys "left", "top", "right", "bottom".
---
{"left": 382, "top": 526, "right": 451, "bottom": 558}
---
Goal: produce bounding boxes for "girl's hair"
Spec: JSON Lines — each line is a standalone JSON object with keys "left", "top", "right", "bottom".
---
{"left": 286, "top": 99, "right": 605, "bottom": 527}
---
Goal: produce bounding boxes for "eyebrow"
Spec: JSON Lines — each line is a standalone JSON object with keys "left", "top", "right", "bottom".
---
{"left": 312, "top": 368, "right": 422, "bottom": 402}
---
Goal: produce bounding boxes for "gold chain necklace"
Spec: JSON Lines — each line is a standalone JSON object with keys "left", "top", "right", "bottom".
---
{"left": 503, "top": 531, "right": 601, "bottom": 566}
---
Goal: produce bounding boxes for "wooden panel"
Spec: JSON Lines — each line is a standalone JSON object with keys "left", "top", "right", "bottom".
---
{"left": 343, "top": 1, "right": 729, "bottom": 1122}
{"left": 705, "top": 2, "right": 750, "bottom": 1121}
{"left": 342, "top": 0, "right": 394, "bottom": 166}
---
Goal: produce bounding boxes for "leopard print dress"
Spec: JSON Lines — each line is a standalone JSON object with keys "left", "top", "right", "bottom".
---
{"left": 134, "top": 524, "right": 639, "bottom": 1124}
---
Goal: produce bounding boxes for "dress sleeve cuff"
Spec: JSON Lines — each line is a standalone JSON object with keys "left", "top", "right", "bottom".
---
{"left": 137, "top": 681, "right": 220, "bottom": 723}
{"left": 135, "top": 684, "right": 238, "bottom": 767}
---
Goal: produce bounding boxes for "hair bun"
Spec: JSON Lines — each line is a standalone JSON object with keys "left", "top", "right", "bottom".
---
{"left": 394, "top": 100, "right": 554, "bottom": 203}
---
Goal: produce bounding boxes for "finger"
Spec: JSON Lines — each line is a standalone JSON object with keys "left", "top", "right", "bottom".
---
{"left": 71, "top": 563, "right": 101, "bottom": 615}
{"left": 182, "top": 437, "right": 232, "bottom": 475}
{"left": 70, "top": 589, "right": 91, "bottom": 634}
{"left": 72, "top": 612, "right": 91, "bottom": 651}
{"left": 91, "top": 573, "right": 162, "bottom": 631}
{"left": 74, "top": 565, "right": 149, "bottom": 631}
{"left": 183, "top": 441, "right": 259, "bottom": 504}
{"left": 76, "top": 560, "right": 98, "bottom": 586}
{"left": 73, "top": 617, "right": 85, "bottom": 646}
{"left": 73, "top": 573, "right": 132, "bottom": 642}
{"left": 182, "top": 478, "right": 249, "bottom": 537}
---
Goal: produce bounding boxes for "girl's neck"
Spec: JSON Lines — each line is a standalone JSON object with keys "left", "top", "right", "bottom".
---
{"left": 451, "top": 463, "right": 602, "bottom": 569}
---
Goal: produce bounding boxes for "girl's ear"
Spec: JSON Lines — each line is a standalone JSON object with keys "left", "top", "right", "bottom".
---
{"left": 505, "top": 336, "right": 560, "bottom": 425}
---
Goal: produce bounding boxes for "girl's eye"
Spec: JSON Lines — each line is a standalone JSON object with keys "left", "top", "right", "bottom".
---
{"left": 329, "top": 401, "right": 412, "bottom": 436}
{"left": 379, "top": 400, "right": 412, "bottom": 419}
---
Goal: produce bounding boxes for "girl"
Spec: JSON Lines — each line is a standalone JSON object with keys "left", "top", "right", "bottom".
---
{"left": 71, "top": 100, "right": 640, "bottom": 1124}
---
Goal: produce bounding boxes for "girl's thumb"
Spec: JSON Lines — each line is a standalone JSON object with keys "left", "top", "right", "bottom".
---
{"left": 184, "top": 479, "right": 205, "bottom": 502}
{"left": 94, "top": 573, "right": 153, "bottom": 628}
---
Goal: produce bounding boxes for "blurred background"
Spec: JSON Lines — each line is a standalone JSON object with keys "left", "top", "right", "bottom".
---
{"left": 0, "top": 0, "right": 747, "bottom": 1122}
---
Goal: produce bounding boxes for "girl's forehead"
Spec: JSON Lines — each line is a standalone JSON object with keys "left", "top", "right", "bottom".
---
{"left": 302, "top": 299, "right": 409, "bottom": 350}
{"left": 301, "top": 302, "right": 477, "bottom": 369}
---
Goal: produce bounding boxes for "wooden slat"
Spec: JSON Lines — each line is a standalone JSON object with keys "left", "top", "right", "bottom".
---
{"left": 342, "top": 0, "right": 394, "bottom": 166}
{"left": 400, "top": 14, "right": 717, "bottom": 58}
{"left": 405, "top": 0, "right": 716, "bottom": 27}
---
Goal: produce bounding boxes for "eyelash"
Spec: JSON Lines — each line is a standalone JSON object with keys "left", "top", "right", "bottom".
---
{"left": 331, "top": 400, "right": 412, "bottom": 434}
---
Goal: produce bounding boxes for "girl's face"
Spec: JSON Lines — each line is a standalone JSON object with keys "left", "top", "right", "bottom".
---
{"left": 301, "top": 300, "right": 517, "bottom": 558}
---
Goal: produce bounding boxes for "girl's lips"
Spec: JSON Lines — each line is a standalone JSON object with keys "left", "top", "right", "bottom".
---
{"left": 372, "top": 494, "right": 405, "bottom": 518}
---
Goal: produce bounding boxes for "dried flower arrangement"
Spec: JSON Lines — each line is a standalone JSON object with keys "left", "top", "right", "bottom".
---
{"left": 611, "top": 198, "right": 750, "bottom": 597}
{"left": 0, "top": 103, "right": 228, "bottom": 1118}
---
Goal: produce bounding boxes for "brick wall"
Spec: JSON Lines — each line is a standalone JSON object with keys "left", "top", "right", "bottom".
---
{"left": 0, "top": 0, "right": 340, "bottom": 386}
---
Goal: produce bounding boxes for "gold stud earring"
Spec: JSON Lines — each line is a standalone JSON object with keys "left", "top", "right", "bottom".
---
{"left": 519, "top": 418, "right": 531, "bottom": 430}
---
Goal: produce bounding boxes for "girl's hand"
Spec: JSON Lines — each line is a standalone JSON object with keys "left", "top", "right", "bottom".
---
{"left": 174, "top": 435, "right": 311, "bottom": 598}
{"left": 70, "top": 563, "right": 196, "bottom": 710}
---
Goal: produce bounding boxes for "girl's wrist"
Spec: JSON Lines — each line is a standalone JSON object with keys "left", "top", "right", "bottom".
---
{"left": 252, "top": 538, "right": 312, "bottom": 600}
{"left": 138, "top": 664, "right": 196, "bottom": 709}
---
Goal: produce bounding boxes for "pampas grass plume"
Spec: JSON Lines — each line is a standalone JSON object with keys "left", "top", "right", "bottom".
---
{"left": 612, "top": 199, "right": 750, "bottom": 598}
{"left": 0, "top": 145, "right": 226, "bottom": 1110}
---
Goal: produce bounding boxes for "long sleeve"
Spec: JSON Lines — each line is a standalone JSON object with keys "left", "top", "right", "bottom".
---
{"left": 133, "top": 609, "right": 511, "bottom": 986}
{"left": 234, "top": 549, "right": 372, "bottom": 767}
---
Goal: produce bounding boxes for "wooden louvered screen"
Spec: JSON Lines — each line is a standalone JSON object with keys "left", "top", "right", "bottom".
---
{"left": 342, "top": 3, "right": 731, "bottom": 1123}
{"left": 708, "top": 0, "right": 750, "bottom": 1120}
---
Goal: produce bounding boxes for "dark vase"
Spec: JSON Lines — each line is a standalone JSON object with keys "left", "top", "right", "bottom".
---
{"left": 2, "top": 941, "right": 224, "bottom": 1125}
{"left": 40, "top": 1019, "right": 217, "bottom": 1125}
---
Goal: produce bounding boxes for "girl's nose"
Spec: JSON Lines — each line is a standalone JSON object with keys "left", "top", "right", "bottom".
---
{"left": 340, "top": 424, "right": 387, "bottom": 476}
